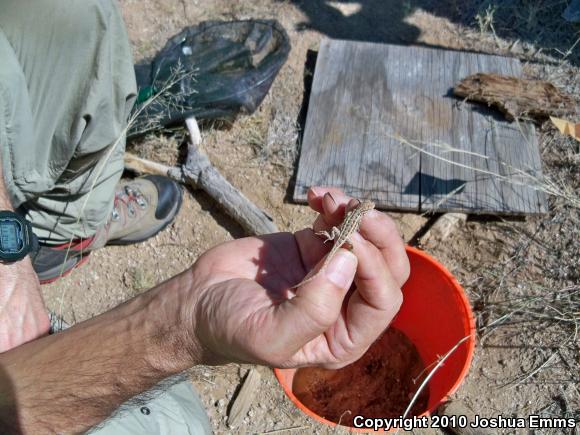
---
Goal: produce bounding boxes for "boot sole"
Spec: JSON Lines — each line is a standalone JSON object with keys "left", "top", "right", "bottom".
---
{"left": 39, "top": 255, "right": 90, "bottom": 285}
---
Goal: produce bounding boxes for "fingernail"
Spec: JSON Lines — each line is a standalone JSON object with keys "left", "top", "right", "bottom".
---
{"left": 326, "top": 251, "right": 357, "bottom": 289}
{"left": 325, "top": 192, "right": 336, "bottom": 204}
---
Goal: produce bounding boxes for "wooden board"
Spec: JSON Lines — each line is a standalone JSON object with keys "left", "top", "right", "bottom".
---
{"left": 294, "top": 40, "right": 547, "bottom": 215}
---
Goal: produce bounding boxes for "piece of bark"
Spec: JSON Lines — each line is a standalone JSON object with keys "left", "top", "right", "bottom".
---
{"left": 453, "top": 73, "right": 576, "bottom": 122}
{"left": 227, "top": 368, "right": 262, "bottom": 428}
{"left": 420, "top": 213, "right": 467, "bottom": 246}
{"left": 438, "top": 401, "right": 496, "bottom": 435}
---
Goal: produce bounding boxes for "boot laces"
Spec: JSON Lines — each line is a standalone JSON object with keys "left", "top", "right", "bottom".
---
{"left": 112, "top": 185, "right": 148, "bottom": 221}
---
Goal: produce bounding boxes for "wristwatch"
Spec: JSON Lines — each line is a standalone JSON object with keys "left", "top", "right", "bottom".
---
{"left": 0, "top": 211, "right": 38, "bottom": 263}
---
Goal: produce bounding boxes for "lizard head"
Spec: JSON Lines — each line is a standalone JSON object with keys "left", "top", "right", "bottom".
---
{"left": 359, "top": 200, "right": 375, "bottom": 212}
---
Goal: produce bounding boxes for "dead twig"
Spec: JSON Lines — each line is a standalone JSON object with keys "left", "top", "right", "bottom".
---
{"left": 397, "top": 335, "right": 472, "bottom": 433}
{"left": 260, "top": 425, "right": 310, "bottom": 434}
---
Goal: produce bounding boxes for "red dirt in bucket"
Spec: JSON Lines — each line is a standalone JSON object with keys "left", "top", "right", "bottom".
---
{"left": 274, "top": 246, "right": 476, "bottom": 432}
{"left": 292, "top": 328, "right": 429, "bottom": 427}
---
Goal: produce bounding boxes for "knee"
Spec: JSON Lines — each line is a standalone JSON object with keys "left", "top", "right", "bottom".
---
{"left": 60, "top": 0, "right": 118, "bottom": 34}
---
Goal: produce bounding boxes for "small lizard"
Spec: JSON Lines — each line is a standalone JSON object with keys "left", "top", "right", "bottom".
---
{"left": 292, "top": 200, "right": 375, "bottom": 288}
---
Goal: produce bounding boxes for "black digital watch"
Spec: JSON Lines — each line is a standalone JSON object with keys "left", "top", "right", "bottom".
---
{"left": 0, "top": 211, "right": 38, "bottom": 263}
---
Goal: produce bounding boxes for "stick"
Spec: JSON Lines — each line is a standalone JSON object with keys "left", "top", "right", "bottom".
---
{"left": 420, "top": 213, "right": 468, "bottom": 246}
{"left": 183, "top": 117, "right": 278, "bottom": 236}
{"left": 123, "top": 117, "right": 278, "bottom": 236}
{"left": 124, "top": 153, "right": 185, "bottom": 183}
{"left": 227, "top": 368, "right": 262, "bottom": 428}
{"left": 261, "top": 425, "right": 310, "bottom": 434}
{"left": 399, "top": 336, "right": 471, "bottom": 426}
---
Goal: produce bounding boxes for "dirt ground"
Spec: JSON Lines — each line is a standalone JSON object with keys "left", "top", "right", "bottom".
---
{"left": 42, "top": 1, "right": 579, "bottom": 433}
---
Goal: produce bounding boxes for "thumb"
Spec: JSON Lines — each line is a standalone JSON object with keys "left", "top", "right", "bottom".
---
{"left": 277, "top": 249, "right": 357, "bottom": 352}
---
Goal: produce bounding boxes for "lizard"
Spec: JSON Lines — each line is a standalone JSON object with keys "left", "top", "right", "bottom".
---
{"left": 292, "top": 200, "right": 375, "bottom": 288}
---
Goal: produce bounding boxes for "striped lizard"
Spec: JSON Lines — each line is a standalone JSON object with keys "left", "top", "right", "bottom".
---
{"left": 292, "top": 200, "right": 375, "bottom": 288}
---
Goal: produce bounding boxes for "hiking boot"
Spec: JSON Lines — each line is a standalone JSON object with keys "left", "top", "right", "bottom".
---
{"left": 31, "top": 239, "right": 91, "bottom": 285}
{"left": 32, "top": 175, "right": 183, "bottom": 284}
{"left": 91, "top": 175, "right": 183, "bottom": 248}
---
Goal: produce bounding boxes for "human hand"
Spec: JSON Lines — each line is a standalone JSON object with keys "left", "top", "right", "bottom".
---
{"left": 0, "top": 259, "right": 50, "bottom": 352}
{"left": 187, "top": 187, "right": 409, "bottom": 369}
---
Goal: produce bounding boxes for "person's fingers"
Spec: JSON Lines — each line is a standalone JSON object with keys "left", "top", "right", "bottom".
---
{"left": 358, "top": 211, "right": 410, "bottom": 287}
{"left": 307, "top": 186, "right": 410, "bottom": 287}
{"left": 276, "top": 249, "right": 358, "bottom": 354}
{"left": 312, "top": 198, "right": 363, "bottom": 238}
{"left": 307, "top": 186, "right": 351, "bottom": 214}
{"left": 312, "top": 197, "right": 362, "bottom": 235}
{"left": 311, "top": 192, "right": 347, "bottom": 230}
{"left": 340, "top": 232, "right": 403, "bottom": 352}
{"left": 286, "top": 234, "right": 403, "bottom": 368}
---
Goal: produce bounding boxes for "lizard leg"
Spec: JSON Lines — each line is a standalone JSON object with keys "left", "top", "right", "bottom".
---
{"left": 315, "top": 226, "right": 341, "bottom": 243}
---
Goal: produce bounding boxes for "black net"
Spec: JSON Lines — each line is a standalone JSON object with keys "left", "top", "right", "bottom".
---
{"left": 129, "top": 20, "right": 290, "bottom": 138}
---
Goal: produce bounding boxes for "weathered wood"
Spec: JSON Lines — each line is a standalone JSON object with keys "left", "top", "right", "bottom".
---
{"left": 294, "top": 40, "right": 548, "bottom": 215}
{"left": 183, "top": 118, "right": 278, "bottom": 236}
{"left": 124, "top": 152, "right": 185, "bottom": 182}
{"left": 295, "top": 39, "right": 421, "bottom": 211}
{"left": 227, "top": 368, "right": 262, "bottom": 428}
{"left": 420, "top": 52, "right": 546, "bottom": 214}
{"left": 420, "top": 213, "right": 468, "bottom": 246}
{"left": 453, "top": 73, "right": 576, "bottom": 122}
{"left": 123, "top": 117, "right": 278, "bottom": 236}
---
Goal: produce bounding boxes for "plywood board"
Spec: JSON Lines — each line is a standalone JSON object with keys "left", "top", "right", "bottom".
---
{"left": 293, "top": 40, "right": 547, "bottom": 215}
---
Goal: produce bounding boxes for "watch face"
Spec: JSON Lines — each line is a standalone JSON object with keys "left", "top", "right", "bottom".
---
{"left": 0, "top": 218, "right": 24, "bottom": 254}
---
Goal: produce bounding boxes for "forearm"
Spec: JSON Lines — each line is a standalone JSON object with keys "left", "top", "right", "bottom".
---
{"left": 0, "top": 269, "right": 200, "bottom": 434}
{"left": 0, "top": 156, "right": 49, "bottom": 352}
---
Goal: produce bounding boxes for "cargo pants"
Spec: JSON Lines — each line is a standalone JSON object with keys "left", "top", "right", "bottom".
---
{"left": 1, "top": 1, "right": 212, "bottom": 433}
{"left": 0, "top": 0, "right": 134, "bottom": 244}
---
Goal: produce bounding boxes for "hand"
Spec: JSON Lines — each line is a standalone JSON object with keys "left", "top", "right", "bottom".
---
{"left": 188, "top": 187, "right": 410, "bottom": 369}
{"left": 0, "top": 259, "right": 50, "bottom": 352}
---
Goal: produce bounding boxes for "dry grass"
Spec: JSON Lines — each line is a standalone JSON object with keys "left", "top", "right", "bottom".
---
{"left": 128, "top": 133, "right": 183, "bottom": 167}
{"left": 395, "top": 131, "right": 579, "bottom": 416}
{"left": 459, "top": 0, "right": 580, "bottom": 64}
{"left": 392, "top": 132, "right": 580, "bottom": 209}
{"left": 129, "top": 63, "right": 197, "bottom": 138}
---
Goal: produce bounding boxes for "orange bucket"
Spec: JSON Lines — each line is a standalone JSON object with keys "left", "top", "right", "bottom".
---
{"left": 274, "top": 246, "right": 476, "bottom": 431}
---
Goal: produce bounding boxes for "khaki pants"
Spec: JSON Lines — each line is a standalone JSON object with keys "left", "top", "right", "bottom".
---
{"left": 89, "top": 380, "right": 213, "bottom": 435}
{"left": 0, "top": 0, "right": 135, "bottom": 244}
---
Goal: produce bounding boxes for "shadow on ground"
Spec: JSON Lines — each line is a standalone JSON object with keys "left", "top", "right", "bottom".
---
{"left": 282, "top": 0, "right": 580, "bottom": 64}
